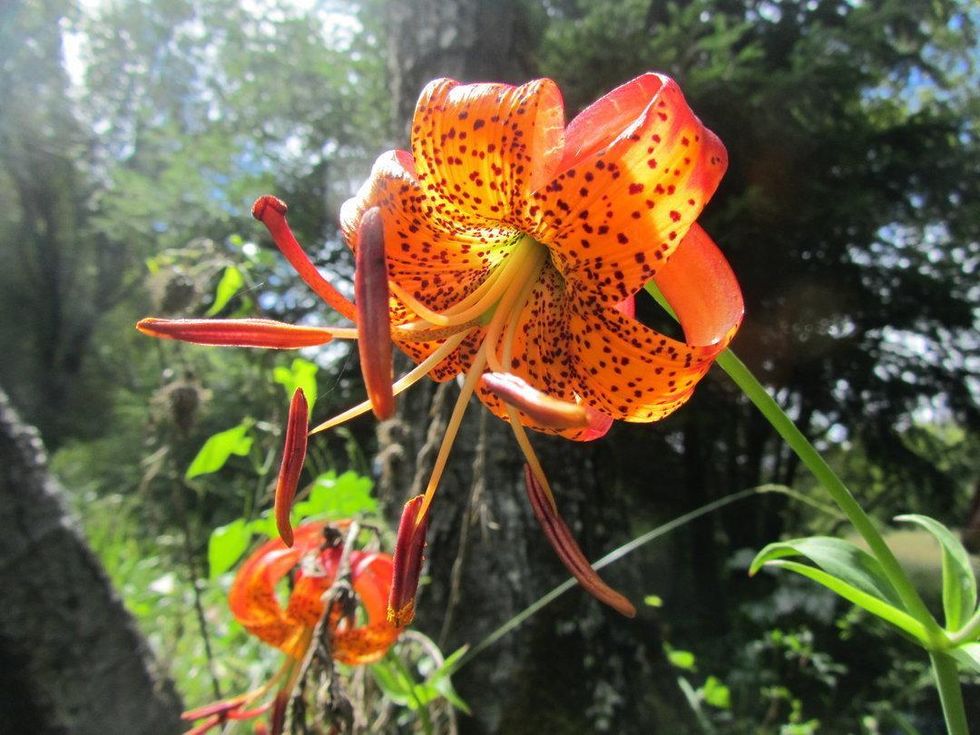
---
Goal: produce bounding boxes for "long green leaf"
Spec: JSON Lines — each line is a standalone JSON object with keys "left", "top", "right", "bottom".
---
{"left": 750, "top": 536, "right": 903, "bottom": 608}
{"left": 766, "top": 560, "right": 929, "bottom": 643}
{"left": 895, "top": 514, "right": 977, "bottom": 631}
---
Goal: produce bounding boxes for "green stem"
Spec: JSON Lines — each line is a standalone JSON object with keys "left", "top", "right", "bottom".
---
{"left": 930, "top": 652, "right": 969, "bottom": 735}
{"left": 646, "top": 283, "right": 966, "bottom": 732}
{"left": 716, "top": 349, "right": 970, "bottom": 734}
{"left": 714, "top": 350, "right": 937, "bottom": 633}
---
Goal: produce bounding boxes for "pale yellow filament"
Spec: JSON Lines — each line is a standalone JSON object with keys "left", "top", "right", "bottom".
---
{"left": 485, "top": 248, "right": 546, "bottom": 373}
{"left": 387, "top": 239, "right": 534, "bottom": 327}
{"left": 415, "top": 340, "right": 490, "bottom": 522}
{"left": 320, "top": 326, "right": 360, "bottom": 339}
{"left": 308, "top": 330, "right": 472, "bottom": 435}
{"left": 496, "top": 257, "right": 560, "bottom": 513}
{"left": 484, "top": 251, "right": 546, "bottom": 373}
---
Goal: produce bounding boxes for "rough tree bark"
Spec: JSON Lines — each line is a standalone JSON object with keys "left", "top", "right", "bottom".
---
{"left": 0, "top": 388, "right": 184, "bottom": 734}
{"left": 375, "top": 2, "right": 699, "bottom": 732}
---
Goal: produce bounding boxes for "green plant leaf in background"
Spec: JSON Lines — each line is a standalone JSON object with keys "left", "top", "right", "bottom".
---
{"left": 273, "top": 357, "right": 318, "bottom": 413}
{"left": 292, "top": 470, "right": 377, "bottom": 522}
{"left": 208, "top": 518, "right": 252, "bottom": 578}
{"left": 424, "top": 645, "right": 471, "bottom": 714}
{"left": 701, "top": 675, "right": 731, "bottom": 709}
{"left": 750, "top": 536, "right": 904, "bottom": 608}
{"left": 665, "top": 645, "right": 697, "bottom": 671}
{"left": 205, "top": 265, "right": 245, "bottom": 316}
{"left": 185, "top": 421, "right": 253, "bottom": 480}
{"left": 895, "top": 514, "right": 977, "bottom": 631}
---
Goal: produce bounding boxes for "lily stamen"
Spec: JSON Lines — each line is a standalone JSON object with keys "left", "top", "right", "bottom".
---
{"left": 481, "top": 373, "right": 589, "bottom": 430}
{"left": 416, "top": 340, "right": 490, "bottom": 522}
{"left": 251, "top": 195, "right": 358, "bottom": 322}
{"left": 354, "top": 207, "right": 395, "bottom": 420}
{"left": 387, "top": 239, "right": 532, "bottom": 328}
{"left": 523, "top": 464, "right": 637, "bottom": 618}
{"left": 308, "top": 329, "right": 472, "bottom": 435}
{"left": 388, "top": 495, "right": 430, "bottom": 627}
{"left": 274, "top": 388, "right": 309, "bottom": 547}
{"left": 136, "top": 318, "right": 349, "bottom": 348}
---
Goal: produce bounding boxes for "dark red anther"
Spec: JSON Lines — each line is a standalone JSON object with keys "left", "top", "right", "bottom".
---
{"left": 354, "top": 207, "right": 395, "bottom": 420}
{"left": 136, "top": 318, "right": 336, "bottom": 349}
{"left": 274, "top": 388, "right": 309, "bottom": 547}
{"left": 523, "top": 465, "right": 636, "bottom": 617}
{"left": 387, "top": 494, "right": 429, "bottom": 627}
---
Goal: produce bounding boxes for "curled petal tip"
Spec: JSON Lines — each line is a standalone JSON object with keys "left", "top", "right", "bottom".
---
{"left": 481, "top": 372, "right": 589, "bottom": 430}
{"left": 251, "top": 194, "right": 287, "bottom": 220}
{"left": 274, "top": 388, "right": 309, "bottom": 547}
{"left": 387, "top": 495, "right": 429, "bottom": 627}
{"left": 523, "top": 465, "right": 636, "bottom": 618}
{"left": 355, "top": 206, "right": 395, "bottom": 420}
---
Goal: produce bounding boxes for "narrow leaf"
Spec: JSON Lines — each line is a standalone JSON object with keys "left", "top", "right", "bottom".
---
{"left": 766, "top": 560, "right": 929, "bottom": 643}
{"left": 895, "top": 514, "right": 977, "bottom": 631}
{"left": 751, "top": 536, "right": 903, "bottom": 608}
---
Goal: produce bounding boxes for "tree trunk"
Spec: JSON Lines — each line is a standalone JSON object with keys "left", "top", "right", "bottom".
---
{"left": 0, "top": 387, "right": 184, "bottom": 734}
{"left": 376, "top": 2, "right": 699, "bottom": 732}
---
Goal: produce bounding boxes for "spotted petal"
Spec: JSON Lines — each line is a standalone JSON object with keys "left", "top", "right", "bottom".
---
{"left": 411, "top": 78, "right": 565, "bottom": 226}
{"left": 529, "top": 73, "right": 728, "bottom": 305}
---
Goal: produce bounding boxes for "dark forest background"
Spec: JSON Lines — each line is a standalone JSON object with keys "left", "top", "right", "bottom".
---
{"left": 0, "top": 0, "right": 978, "bottom": 733}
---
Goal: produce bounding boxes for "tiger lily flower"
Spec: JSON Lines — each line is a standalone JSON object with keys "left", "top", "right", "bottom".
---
{"left": 181, "top": 521, "right": 402, "bottom": 735}
{"left": 137, "top": 72, "right": 743, "bottom": 622}
{"left": 341, "top": 73, "right": 743, "bottom": 619}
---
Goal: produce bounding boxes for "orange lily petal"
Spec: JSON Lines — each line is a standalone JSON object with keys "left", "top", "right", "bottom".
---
{"left": 529, "top": 73, "right": 728, "bottom": 306}
{"left": 354, "top": 207, "right": 395, "bottom": 419}
{"left": 567, "top": 298, "right": 716, "bottom": 423}
{"left": 251, "top": 195, "right": 358, "bottom": 322}
{"left": 274, "top": 388, "right": 309, "bottom": 547}
{"left": 332, "top": 622, "right": 401, "bottom": 665}
{"left": 411, "top": 78, "right": 565, "bottom": 226}
{"left": 349, "top": 552, "right": 395, "bottom": 623}
{"left": 653, "top": 223, "right": 744, "bottom": 347}
{"left": 523, "top": 464, "right": 636, "bottom": 617}
{"left": 136, "top": 317, "right": 335, "bottom": 349}
{"left": 283, "top": 545, "right": 342, "bottom": 629}
{"left": 387, "top": 494, "right": 429, "bottom": 627}
{"left": 228, "top": 542, "right": 305, "bottom": 649}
